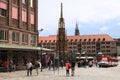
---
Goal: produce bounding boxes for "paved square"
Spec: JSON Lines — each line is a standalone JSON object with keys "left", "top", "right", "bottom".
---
{"left": 0, "top": 64, "right": 120, "bottom": 80}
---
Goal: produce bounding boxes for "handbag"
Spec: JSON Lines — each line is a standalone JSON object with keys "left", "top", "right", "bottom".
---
{"left": 30, "top": 67, "right": 33, "bottom": 71}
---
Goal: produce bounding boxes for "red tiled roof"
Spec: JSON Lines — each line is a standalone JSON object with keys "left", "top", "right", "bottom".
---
{"left": 39, "top": 34, "right": 115, "bottom": 43}
{"left": 39, "top": 35, "right": 57, "bottom": 43}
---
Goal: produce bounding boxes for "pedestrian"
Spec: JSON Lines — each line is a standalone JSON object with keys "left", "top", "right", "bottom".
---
{"left": 12, "top": 63, "right": 16, "bottom": 72}
{"left": 26, "top": 61, "right": 33, "bottom": 76}
{"left": 65, "top": 60, "right": 71, "bottom": 76}
{"left": 48, "top": 59, "right": 52, "bottom": 70}
{"left": 9, "top": 59, "right": 13, "bottom": 72}
{"left": 35, "top": 60, "right": 40, "bottom": 75}
{"left": 88, "top": 60, "right": 93, "bottom": 67}
{"left": 60, "top": 60, "right": 64, "bottom": 69}
{"left": 71, "top": 61, "right": 76, "bottom": 76}
{"left": 3, "top": 60, "right": 8, "bottom": 72}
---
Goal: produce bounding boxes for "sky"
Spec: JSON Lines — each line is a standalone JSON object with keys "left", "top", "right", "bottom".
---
{"left": 38, "top": 0, "right": 120, "bottom": 38}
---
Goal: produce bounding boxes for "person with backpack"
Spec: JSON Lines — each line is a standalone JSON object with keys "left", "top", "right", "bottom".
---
{"left": 65, "top": 60, "right": 71, "bottom": 76}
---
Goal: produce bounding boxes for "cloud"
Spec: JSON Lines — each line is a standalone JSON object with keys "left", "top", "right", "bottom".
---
{"left": 100, "top": 26, "right": 109, "bottom": 31}
{"left": 61, "top": 0, "right": 120, "bottom": 23}
{"left": 38, "top": 0, "right": 120, "bottom": 37}
{"left": 117, "top": 22, "right": 120, "bottom": 26}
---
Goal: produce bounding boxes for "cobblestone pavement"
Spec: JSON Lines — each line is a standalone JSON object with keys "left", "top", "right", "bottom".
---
{"left": 0, "top": 64, "right": 120, "bottom": 80}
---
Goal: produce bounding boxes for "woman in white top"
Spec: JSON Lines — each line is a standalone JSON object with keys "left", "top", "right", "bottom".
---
{"left": 26, "top": 61, "right": 33, "bottom": 76}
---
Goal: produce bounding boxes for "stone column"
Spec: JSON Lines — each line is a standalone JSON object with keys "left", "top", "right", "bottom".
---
{"left": 35, "top": 0, "right": 38, "bottom": 31}
{"left": 18, "top": 0, "right": 22, "bottom": 28}
{"left": 9, "top": 30, "right": 12, "bottom": 44}
{"left": 8, "top": 0, "right": 12, "bottom": 26}
{"left": 35, "top": 0, "right": 38, "bottom": 47}
{"left": 27, "top": 0, "right": 30, "bottom": 30}
{"left": 17, "top": 52, "right": 24, "bottom": 70}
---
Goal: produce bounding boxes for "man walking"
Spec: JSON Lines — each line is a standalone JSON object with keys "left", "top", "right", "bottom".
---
{"left": 71, "top": 61, "right": 76, "bottom": 76}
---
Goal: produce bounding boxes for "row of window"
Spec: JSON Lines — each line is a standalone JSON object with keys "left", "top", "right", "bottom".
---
{"left": 0, "top": 7, "right": 34, "bottom": 24}
{"left": 1, "top": 0, "right": 34, "bottom": 7}
{"left": 41, "top": 43, "right": 111, "bottom": 48}
{"left": 40, "top": 41, "right": 111, "bottom": 46}
{"left": 42, "top": 45, "right": 112, "bottom": 53}
{"left": 42, "top": 44, "right": 111, "bottom": 51}
{"left": 0, "top": 30, "right": 36, "bottom": 45}
{"left": 41, "top": 43, "right": 111, "bottom": 49}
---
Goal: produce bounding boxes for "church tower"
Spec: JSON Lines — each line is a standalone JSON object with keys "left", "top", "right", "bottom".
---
{"left": 56, "top": 3, "right": 67, "bottom": 60}
{"left": 75, "top": 22, "right": 80, "bottom": 36}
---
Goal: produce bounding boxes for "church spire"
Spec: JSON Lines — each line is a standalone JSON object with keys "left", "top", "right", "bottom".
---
{"left": 75, "top": 22, "right": 78, "bottom": 30}
{"left": 59, "top": 2, "right": 64, "bottom": 28}
{"left": 75, "top": 22, "right": 80, "bottom": 36}
{"left": 60, "top": 3, "right": 63, "bottom": 18}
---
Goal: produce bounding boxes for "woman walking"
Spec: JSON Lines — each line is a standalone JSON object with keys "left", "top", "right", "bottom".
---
{"left": 26, "top": 61, "right": 33, "bottom": 76}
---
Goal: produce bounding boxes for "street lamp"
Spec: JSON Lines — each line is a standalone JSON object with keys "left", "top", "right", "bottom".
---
{"left": 38, "top": 28, "right": 43, "bottom": 72}
{"left": 40, "top": 45, "right": 43, "bottom": 72}
{"left": 38, "top": 28, "right": 43, "bottom": 36}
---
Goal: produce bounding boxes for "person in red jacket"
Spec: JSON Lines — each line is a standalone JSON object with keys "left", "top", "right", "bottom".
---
{"left": 65, "top": 60, "right": 71, "bottom": 76}
{"left": 3, "top": 60, "right": 8, "bottom": 72}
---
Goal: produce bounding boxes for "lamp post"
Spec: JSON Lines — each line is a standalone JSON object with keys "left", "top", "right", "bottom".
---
{"left": 40, "top": 45, "right": 43, "bottom": 72}
{"left": 38, "top": 28, "right": 43, "bottom": 72}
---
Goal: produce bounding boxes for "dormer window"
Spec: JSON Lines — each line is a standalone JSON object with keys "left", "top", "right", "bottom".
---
{"left": 71, "top": 39, "right": 73, "bottom": 42}
{"left": 79, "top": 39, "right": 82, "bottom": 42}
{"left": 75, "top": 39, "right": 77, "bottom": 42}
{"left": 45, "top": 40, "right": 47, "bottom": 43}
{"left": 41, "top": 40, "right": 43, "bottom": 43}
{"left": 93, "top": 38, "right": 95, "bottom": 41}
{"left": 89, "top": 39, "right": 91, "bottom": 42}
{"left": 84, "top": 39, "right": 86, "bottom": 42}
{"left": 103, "top": 38, "right": 105, "bottom": 41}
{"left": 98, "top": 38, "right": 100, "bottom": 41}
{"left": 53, "top": 40, "right": 55, "bottom": 42}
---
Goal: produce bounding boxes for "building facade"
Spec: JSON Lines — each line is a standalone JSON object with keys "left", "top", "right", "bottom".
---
{"left": 114, "top": 38, "right": 120, "bottom": 56}
{"left": 0, "top": 0, "right": 38, "bottom": 70}
{"left": 39, "top": 34, "right": 117, "bottom": 60}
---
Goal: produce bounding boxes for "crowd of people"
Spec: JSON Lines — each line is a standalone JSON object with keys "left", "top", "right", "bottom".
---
{"left": 77, "top": 59, "right": 98, "bottom": 68}
{"left": 26, "top": 59, "right": 42, "bottom": 76}
{"left": 1, "top": 59, "right": 16, "bottom": 72}
{"left": 1, "top": 58, "right": 98, "bottom": 77}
